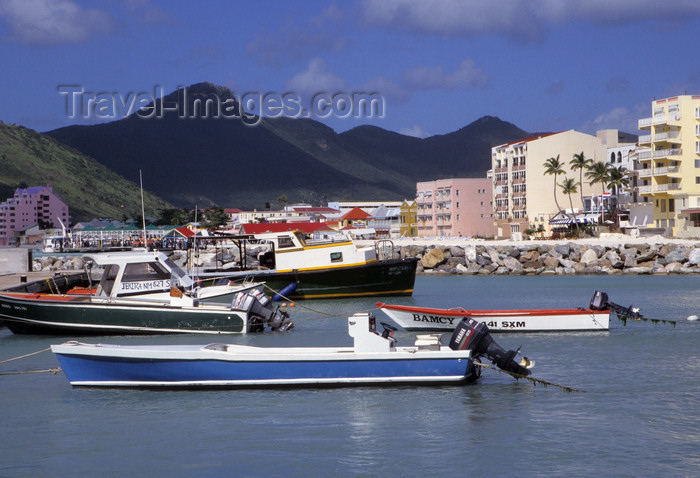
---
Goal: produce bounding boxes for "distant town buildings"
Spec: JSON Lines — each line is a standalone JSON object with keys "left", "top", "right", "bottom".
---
{"left": 0, "top": 186, "right": 69, "bottom": 246}
{"left": 416, "top": 178, "right": 496, "bottom": 238}
{"left": 489, "top": 129, "right": 647, "bottom": 239}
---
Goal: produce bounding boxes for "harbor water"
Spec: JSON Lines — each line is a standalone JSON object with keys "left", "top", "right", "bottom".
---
{"left": 2, "top": 274, "right": 700, "bottom": 477}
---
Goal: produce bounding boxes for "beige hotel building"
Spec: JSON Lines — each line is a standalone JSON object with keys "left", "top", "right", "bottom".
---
{"left": 491, "top": 130, "right": 608, "bottom": 239}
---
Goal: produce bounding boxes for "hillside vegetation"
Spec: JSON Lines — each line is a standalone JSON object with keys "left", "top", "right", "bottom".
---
{"left": 0, "top": 123, "right": 173, "bottom": 222}
{"left": 46, "top": 83, "right": 532, "bottom": 209}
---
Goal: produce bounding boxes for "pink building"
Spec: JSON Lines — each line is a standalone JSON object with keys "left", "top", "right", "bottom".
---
{"left": 416, "top": 178, "right": 496, "bottom": 238}
{"left": 0, "top": 186, "right": 70, "bottom": 246}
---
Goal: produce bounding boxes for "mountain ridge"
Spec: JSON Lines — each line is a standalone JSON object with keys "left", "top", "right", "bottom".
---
{"left": 45, "top": 83, "right": 533, "bottom": 209}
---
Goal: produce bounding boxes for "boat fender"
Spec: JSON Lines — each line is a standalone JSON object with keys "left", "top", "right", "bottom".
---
{"left": 272, "top": 283, "right": 297, "bottom": 302}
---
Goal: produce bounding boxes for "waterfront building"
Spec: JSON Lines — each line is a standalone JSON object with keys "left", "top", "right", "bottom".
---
{"left": 636, "top": 95, "right": 700, "bottom": 237}
{"left": 327, "top": 201, "right": 402, "bottom": 215}
{"left": 0, "top": 186, "right": 69, "bottom": 246}
{"left": 399, "top": 200, "right": 417, "bottom": 237}
{"left": 490, "top": 130, "right": 606, "bottom": 239}
{"left": 415, "top": 178, "right": 496, "bottom": 238}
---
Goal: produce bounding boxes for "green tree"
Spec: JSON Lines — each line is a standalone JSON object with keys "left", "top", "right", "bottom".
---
{"left": 202, "top": 205, "right": 229, "bottom": 229}
{"left": 543, "top": 155, "right": 565, "bottom": 218}
{"left": 570, "top": 151, "right": 592, "bottom": 212}
{"left": 559, "top": 177, "right": 580, "bottom": 232}
{"left": 585, "top": 160, "right": 612, "bottom": 224}
{"left": 277, "top": 194, "right": 288, "bottom": 210}
{"left": 606, "top": 165, "right": 629, "bottom": 208}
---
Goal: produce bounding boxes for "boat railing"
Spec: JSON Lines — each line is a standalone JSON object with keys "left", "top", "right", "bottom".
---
{"left": 375, "top": 240, "right": 395, "bottom": 261}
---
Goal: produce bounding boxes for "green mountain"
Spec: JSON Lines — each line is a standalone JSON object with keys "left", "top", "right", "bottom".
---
{"left": 45, "top": 83, "right": 532, "bottom": 209}
{"left": 0, "top": 123, "right": 173, "bottom": 223}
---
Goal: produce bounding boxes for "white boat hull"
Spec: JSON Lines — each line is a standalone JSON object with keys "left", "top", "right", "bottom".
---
{"left": 376, "top": 303, "right": 610, "bottom": 332}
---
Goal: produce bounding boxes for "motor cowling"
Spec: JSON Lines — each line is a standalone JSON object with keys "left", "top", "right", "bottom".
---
{"left": 449, "top": 317, "right": 532, "bottom": 376}
{"left": 231, "top": 290, "right": 293, "bottom": 332}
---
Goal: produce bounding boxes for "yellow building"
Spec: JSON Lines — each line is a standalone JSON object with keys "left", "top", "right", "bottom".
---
{"left": 491, "top": 130, "right": 606, "bottom": 239}
{"left": 637, "top": 95, "right": 700, "bottom": 237}
{"left": 399, "top": 200, "right": 417, "bottom": 237}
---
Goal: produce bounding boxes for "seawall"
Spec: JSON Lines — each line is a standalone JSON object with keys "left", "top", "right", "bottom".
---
{"left": 397, "top": 241, "right": 700, "bottom": 275}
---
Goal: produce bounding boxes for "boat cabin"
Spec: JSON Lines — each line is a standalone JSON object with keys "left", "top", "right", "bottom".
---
{"left": 85, "top": 251, "right": 194, "bottom": 298}
{"left": 255, "top": 231, "right": 378, "bottom": 273}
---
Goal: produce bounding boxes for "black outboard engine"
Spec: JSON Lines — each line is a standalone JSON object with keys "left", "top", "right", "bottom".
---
{"left": 449, "top": 317, "right": 532, "bottom": 376}
{"left": 590, "top": 290, "right": 644, "bottom": 320}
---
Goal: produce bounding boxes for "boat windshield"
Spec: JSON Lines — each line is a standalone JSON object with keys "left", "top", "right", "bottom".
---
{"left": 162, "top": 257, "right": 194, "bottom": 288}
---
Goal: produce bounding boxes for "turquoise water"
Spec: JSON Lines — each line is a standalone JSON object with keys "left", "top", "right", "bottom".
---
{"left": 2, "top": 275, "right": 700, "bottom": 476}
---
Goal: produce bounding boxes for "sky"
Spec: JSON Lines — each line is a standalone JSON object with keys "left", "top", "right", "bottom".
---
{"left": 1, "top": 0, "right": 699, "bottom": 138}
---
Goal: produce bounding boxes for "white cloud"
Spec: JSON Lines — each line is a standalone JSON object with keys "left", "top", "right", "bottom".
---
{"left": 400, "top": 125, "right": 430, "bottom": 138}
{"left": 284, "top": 58, "right": 348, "bottom": 97}
{"left": 404, "top": 60, "right": 489, "bottom": 90}
{"left": 579, "top": 103, "right": 648, "bottom": 135}
{"left": 361, "top": 0, "right": 700, "bottom": 38}
{"left": 0, "top": 0, "right": 112, "bottom": 45}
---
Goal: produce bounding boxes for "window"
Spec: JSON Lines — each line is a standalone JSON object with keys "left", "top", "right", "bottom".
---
{"left": 330, "top": 252, "right": 343, "bottom": 262}
{"left": 660, "top": 199, "right": 666, "bottom": 213}
{"left": 277, "top": 235, "right": 296, "bottom": 248}
{"left": 669, "top": 199, "right": 675, "bottom": 212}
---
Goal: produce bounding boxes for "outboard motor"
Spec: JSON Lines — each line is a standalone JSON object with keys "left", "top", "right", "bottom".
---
{"left": 590, "top": 290, "right": 644, "bottom": 319}
{"left": 231, "top": 290, "right": 293, "bottom": 332}
{"left": 449, "top": 317, "right": 533, "bottom": 376}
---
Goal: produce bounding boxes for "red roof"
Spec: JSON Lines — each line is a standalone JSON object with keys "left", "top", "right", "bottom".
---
{"left": 241, "top": 222, "right": 333, "bottom": 234}
{"left": 162, "top": 227, "right": 195, "bottom": 238}
{"left": 340, "top": 207, "right": 371, "bottom": 220}
{"left": 224, "top": 208, "right": 242, "bottom": 213}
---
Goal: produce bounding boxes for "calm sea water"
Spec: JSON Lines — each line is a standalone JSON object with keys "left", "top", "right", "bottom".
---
{"left": 2, "top": 274, "right": 700, "bottom": 477}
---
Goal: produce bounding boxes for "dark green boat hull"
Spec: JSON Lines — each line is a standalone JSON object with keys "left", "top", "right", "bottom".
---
{"left": 228, "top": 258, "right": 419, "bottom": 300}
{"left": 0, "top": 294, "right": 247, "bottom": 335}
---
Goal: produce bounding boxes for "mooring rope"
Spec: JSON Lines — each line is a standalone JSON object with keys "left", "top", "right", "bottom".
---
{"left": 262, "top": 283, "right": 379, "bottom": 320}
{"left": 0, "top": 347, "right": 51, "bottom": 363}
{"left": 472, "top": 360, "right": 584, "bottom": 393}
{"left": 0, "top": 347, "right": 62, "bottom": 376}
{"left": 0, "top": 368, "right": 61, "bottom": 376}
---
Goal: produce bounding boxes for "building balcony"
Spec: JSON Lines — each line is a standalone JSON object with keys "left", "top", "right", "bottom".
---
{"left": 638, "top": 185, "right": 652, "bottom": 194}
{"left": 654, "top": 131, "right": 681, "bottom": 142}
{"left": 653, "top": 148, "right": 682, "bottom": 159}
{"left": 639, "top": 134, "right": 651, "bottom": 143}
{"left": 637, "top": 149, "right": 653, "bottom": 161}
{"left": 654, "top": 183, "right": 682, "bottom": 192}
{"left": 654, "top": 165, "right": 680, "bottom": 177}
{"left": 638, "top": 114, "right": 681, "bottom": 129}
{"left": 638, "top": 169, "right": 652, "bottom": 178}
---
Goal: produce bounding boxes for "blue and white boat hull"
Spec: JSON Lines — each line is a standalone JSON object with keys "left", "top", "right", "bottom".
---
{"left": 51, "top": 342, "right": 477, "bottom": 387}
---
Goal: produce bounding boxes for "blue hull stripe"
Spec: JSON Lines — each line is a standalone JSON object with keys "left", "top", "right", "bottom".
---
{"left": 56, "top": 355, "right": 474, "bottom": 386}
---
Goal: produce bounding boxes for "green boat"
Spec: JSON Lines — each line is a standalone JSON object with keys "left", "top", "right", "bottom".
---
{"left": 0, "top": 252, "right": 292, "bottom": 335}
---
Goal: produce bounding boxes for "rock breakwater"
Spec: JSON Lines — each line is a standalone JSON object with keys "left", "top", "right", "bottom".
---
{"left": 401, "top": 242, "right": 700, "bottom": 275}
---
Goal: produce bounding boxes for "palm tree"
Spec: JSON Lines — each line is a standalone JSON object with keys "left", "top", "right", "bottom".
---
{"left": 559, "top": 177, "right": 580, "bottom": 232}
{"left": 570, "top": 152, "right": 592, "bottom": 213}
{"left": 607, "top": 166, "right": 629, "bottom": 226}
{"left": 543, "top": 155, "right": 565, "bottom": 218}
{"left": 606, "top": 165, "right": 629, "bottom": 208}
{"left": 585, "top": 160, "right": 611, "bottom": 224}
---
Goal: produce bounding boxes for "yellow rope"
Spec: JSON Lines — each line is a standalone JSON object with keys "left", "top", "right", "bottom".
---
{"left": 0, "top": 347, "right": 51, "bottom": 363}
